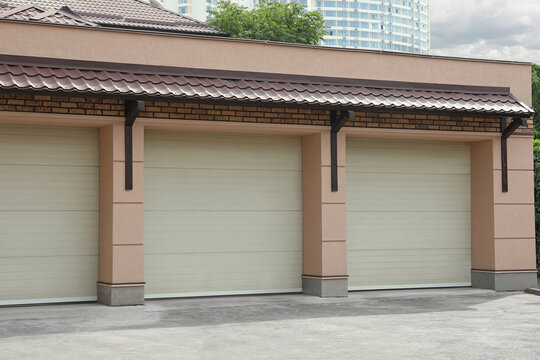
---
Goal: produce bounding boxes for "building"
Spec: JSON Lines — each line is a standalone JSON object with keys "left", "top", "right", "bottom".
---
{"left": 316, "top": 0, "right": 430, "bottom": 54}
{"left": 160, "top": 0, "right": 256, "bottom": 18}
{"left": 160, "top": 0, "right": 430, "bottom": 54}
{"left": 0, "top": 0, "right": 536, "bottom": 307}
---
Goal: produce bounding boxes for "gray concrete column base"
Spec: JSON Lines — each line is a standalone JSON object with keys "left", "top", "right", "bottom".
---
{"left": 471, "top": 271, "right": 538, "bottom": 291}
{"left": 302, "top": 277, "right": 348, "bottom": 297}
{"left": 97, "top": 283, "right": 145, "bottom": 306}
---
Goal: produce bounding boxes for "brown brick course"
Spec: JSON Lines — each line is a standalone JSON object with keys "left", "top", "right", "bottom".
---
{"left": 0, "top": 93, "right": 533, "bottom": 134}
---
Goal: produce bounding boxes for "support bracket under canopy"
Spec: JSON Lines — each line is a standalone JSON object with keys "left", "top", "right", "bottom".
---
{"left": 125, "top": 100, "right": 145, "bottom": 190}
{"left": 500, "top": 117, "right": 527, "bottom": 193}
{"left": 330, "top": 110, "right": 355, "bottom": 192}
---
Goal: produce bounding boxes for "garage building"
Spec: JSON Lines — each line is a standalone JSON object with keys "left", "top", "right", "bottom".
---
{"left": 0, "top": 0, "right": 536, "bottom": 306}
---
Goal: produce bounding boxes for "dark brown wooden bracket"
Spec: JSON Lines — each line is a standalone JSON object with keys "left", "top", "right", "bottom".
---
{"left": 125, "top": 100, "right": 145, "bottom": 190}
{"left": 500, "top": 117, "right": 527, "bottom": 192}
{"left": 330, "top": 110, "right": 355, "bottom": 192}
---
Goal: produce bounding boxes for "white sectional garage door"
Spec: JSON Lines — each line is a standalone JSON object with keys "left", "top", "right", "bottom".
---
{"left": 347, "top": 138, "right": 471, "bottom": 290}
{"left": 144, "top": 131, "right": 302, "bottom": 298}
{"left": 0, "top": 124, "right": 99, "bottom": 305}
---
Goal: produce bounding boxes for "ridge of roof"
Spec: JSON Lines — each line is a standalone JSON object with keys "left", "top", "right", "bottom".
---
{"left": 0, "top": 2, "right": 38, "bottom": 17}
{"left": 32, "top": 6, "right": 98, "bottom": 26}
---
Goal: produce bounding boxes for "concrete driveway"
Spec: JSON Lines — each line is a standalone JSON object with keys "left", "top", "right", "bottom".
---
{"left": 1, "top": 288, "right": 540, "bottom": 360}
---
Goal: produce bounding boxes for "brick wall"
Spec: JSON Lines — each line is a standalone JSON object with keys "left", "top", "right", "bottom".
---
{"left": 0, "top": 93, "right": 533, "bottom": 134}
{"left": 0, "top": 93, "right": 123, "bottom": 116}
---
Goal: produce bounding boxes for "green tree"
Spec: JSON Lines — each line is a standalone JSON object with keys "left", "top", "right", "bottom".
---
{"left": 535, "top": 148, "right": 540, "bottom": 270}
{"left": 207, "top": 1, "right": 327, "bottom": 45}
{"left": 533, "top": 64, "right": 540, "bottom": 140}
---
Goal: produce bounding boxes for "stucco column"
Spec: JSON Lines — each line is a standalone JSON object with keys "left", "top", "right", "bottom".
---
{"left": 302, "top": 131, "right": 348, "bottom": 296}
{"left": 471, "top": 135, "right": 537, "bottom": 291}
{"left": 97, "top": 121, "right": 145, "bottom": 305}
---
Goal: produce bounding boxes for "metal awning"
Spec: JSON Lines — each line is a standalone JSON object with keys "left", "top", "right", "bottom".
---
{"left": 0, "top": 56, "right": 534, "bottom": 117}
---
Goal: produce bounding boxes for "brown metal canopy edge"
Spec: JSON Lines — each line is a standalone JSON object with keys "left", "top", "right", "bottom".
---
{"left": 0, "top": 54, "right": 534, "bottom": 118}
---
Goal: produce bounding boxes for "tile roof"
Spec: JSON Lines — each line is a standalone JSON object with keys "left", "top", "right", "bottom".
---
{"left": 0, "top": 0, "right": 224, "bottom": 35}
{"left": 0, "top": 3, "right": 98, "bottom": 26}
{"left": 0, "top": 58, "right": 534, "bottom": 117}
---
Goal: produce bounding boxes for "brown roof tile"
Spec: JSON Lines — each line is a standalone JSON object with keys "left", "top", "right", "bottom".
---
{"left": 0, "top": 58, "right": 534, "bottom": 117}
{"left": 0, "top": 0, "right": 224, "bottom": 35}
{"left": 1, "top": 4, "right": 100, "bottom": 26}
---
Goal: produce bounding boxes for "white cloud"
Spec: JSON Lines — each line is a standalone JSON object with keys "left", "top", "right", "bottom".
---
{"left": 430, "top": 0, "right": 540, "bottom": 64}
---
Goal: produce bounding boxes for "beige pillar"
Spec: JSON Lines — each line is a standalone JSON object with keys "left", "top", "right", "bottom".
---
{"left": 302, "top": 131, "right": 348, "bottom": 296}
{"left": 97, "top": 122, "right": 145, "bottom": 305}
{"left": 471, "top": 135, "right": 537, "bottom": 290}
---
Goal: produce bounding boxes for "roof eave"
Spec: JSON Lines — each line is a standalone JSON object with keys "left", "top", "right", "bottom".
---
{"left": 0, "top": 87, "right": 532, "bottom": 119}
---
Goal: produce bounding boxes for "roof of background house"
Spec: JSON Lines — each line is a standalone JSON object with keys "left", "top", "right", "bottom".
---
{"left": 0, "top": 0, "right": 225, "bottom": 35}
{"left": 0, "top": 55, "right": 534, "bottom": 117}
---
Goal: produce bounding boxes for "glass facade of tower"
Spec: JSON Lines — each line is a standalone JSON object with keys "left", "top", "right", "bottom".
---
{"left": 204, "top": 0, "right": 218, "bottom": 14}
{"left": 164, "top": 0, "right": 430, "bottom": 55}
{"left": 177, "top": 0, "right": 190, "bottom": 14}
{"left": 315, "top": 0, "right": 429, "bottom": 54}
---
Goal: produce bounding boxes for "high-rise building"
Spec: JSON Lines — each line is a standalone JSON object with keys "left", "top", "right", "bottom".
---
{"left": 159, "top": 0, "right": 256, "bottom": 19}
{"left": 316, "top": 0, "right": 430, "bottom": 54}
{"left": 159, "top": 0, "right": 430, "bottom": 55}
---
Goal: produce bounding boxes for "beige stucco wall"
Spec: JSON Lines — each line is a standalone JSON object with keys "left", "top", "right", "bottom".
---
{"left": 0, "top": 21, "right": 532, "bottom": 104}
{"left": 99, "top": 122, "right": 145, "bottom": 285}
{"left": 470, "top": 136, "right": 536, "bottom": 273}
{"left": 302, "top": 131, "right": 347, "bottom": 278}
{"left": 492, "top": 136, "right": 536, "bottom": 271}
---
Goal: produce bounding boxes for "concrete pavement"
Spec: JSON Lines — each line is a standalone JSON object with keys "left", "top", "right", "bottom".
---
{"left": 1, "top": 288, "right": 540, "bottom": 359}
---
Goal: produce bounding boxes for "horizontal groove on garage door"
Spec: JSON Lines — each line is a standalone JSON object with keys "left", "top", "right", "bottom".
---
{"left": 144, "top": 131, "right": 302, "bottom": 297}
{"left": 347, "top": 138, "right": 471, "bottom": 290}
{"left": 0, "top": 124, "right": 99, "bottom": 305}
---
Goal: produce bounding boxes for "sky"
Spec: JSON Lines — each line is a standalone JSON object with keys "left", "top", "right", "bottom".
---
{"left": 430, "top": 0, "right": 540, "bottom": 64}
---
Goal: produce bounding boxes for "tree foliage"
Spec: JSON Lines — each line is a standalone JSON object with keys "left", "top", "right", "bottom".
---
{"left": 535, "top": 148, "right": 540, "bottom": 270}
{"left": 533, "top": 64, "right": 540, "bottom": 139}
{"left": 207, "top": 1, "right": 327, "bottom": 45}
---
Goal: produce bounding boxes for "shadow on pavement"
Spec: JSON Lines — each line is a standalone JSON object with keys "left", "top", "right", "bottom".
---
{"left": 0, "top": 289, "right": 520, "bottom": 338}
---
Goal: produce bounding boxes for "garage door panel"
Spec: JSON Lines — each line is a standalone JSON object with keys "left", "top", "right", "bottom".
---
{"left": 145, "top": 252, "right": 301, "bottom": 295}
{"left": 348, "top": 248, "right": 471, "bottom": 288}
{"left": 144, "top": 131, "right": 302, "bottom": 297}
{"left": 145, "top": 168, "right": 301, "bottom": 211}
{"left": 0, "top": 125, "right": 99, "bottom": 166}
{"left": 347, "top": 172, "right": 470, "bottom": 212}
{"left": 0, "top": 165, "right": 98, "bottom": 211}
{"left": 145, "top": 131, "right": 301, "bottom": 171}
{"left": 347, "top": 211, "right": 471, "bottom": 250}
{"left": 347, "top": 138, "right": 471, "bottom": 289}
{"left": 145, "top": 211, "right": 301, "bottom": 253}
{"left": 0, "top": 124, "right": 99, "bottom": 304}
{"left": 0, "top": 211, "right": 98, "bottom": 257}
{"left": 0, "top": 255, "right": 98, "bottom": 301}
{"left": 347, "top": 139, "right": 470, "bottom": 174}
